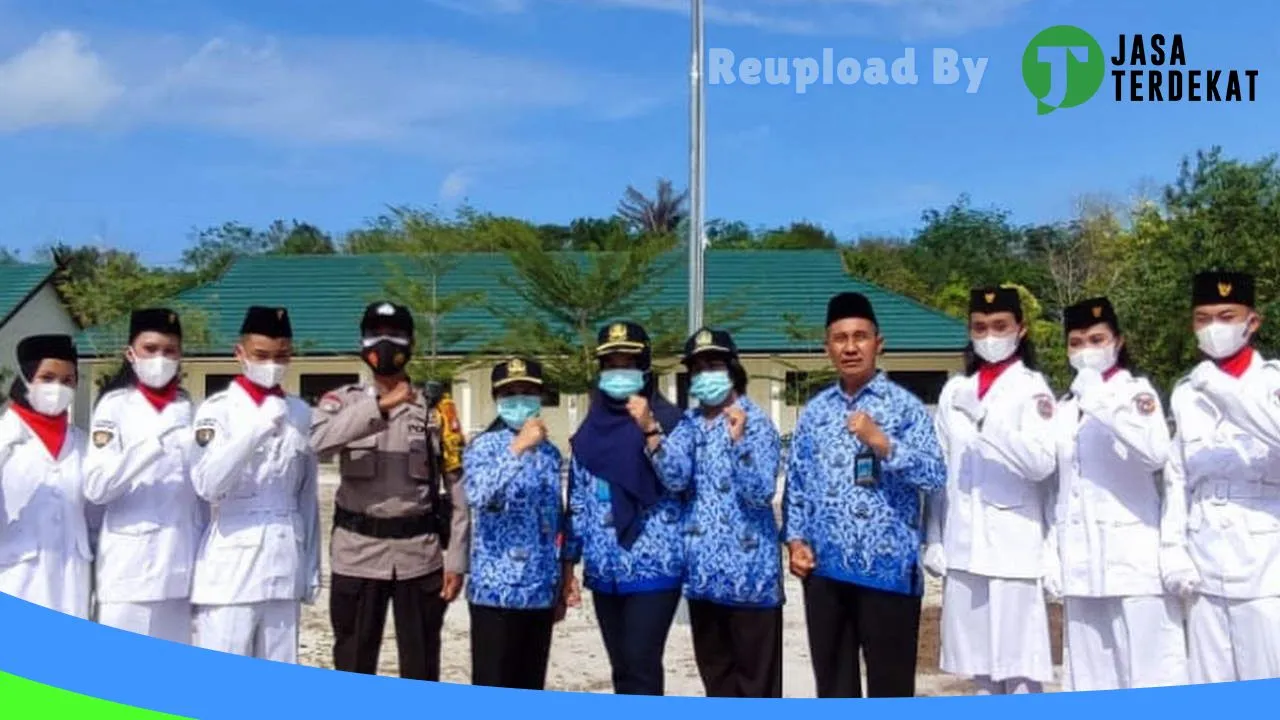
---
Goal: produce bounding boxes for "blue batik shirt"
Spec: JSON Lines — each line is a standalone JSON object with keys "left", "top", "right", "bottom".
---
{"left": 782, "top": 372, "right": 946, "bottom": 596}
{"left": 562, "top": 452, "right": 686, "bottom": 596}
{"left": 652, "top": 395, "right": 784, "bottom": 608}
{"left": 462, "top": 426, "right": 565, "bottom": 610}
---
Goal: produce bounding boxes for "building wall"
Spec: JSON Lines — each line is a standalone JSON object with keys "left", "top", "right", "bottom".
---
{"left": 78, "top": 351, "right": 965, "bottom": 451}
{"left": 0, "top": 283, "right": 84, "bottom": 421}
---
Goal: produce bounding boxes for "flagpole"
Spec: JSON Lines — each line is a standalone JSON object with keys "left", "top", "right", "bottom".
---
{"left": 688, "top": 0, "right": 706, "bottom": 338}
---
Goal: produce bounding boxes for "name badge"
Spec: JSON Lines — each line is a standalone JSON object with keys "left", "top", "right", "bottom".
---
{"left": 854, "top": 449, "right": 879, "bottom": 487}
{"left": 595, "top": 479, "right": 611, "bottom": 501}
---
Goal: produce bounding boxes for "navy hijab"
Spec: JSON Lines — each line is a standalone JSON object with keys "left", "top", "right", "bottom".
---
{"left": 569, "top": 325, "right": 682, "bottom": 550}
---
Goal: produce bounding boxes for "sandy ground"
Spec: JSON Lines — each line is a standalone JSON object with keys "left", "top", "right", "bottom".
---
{"left": 301, "top": 469, "right": 1064, "bottom": 696}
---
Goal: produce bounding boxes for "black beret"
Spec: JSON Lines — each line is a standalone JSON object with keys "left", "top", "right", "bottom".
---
{"left": 595, "top": 321, "right": 649, "bottom": 356}
{"left": 681, "top": 327, "right": 738, "bottom": 364}
{"left": 1193, "top": 271, "right": 1255, "bottom": 308}
{"left": 969, "top": 287, "right": 1023, "bottom": 319}
{"left": 17, "top": 334, "right": 77, "bottom": 367}
{"left": 826, "top": 292, "right": 878, "bottom": 327}
{"left": 360, "top": 301, "right": 414, "bottom": 336}
{"left": 1063, "top": 297, "right": 1120, "bottom": 334}
{"left": 239, "top": 305, "right": 293, "bottom": 339}
{"left": 129, "top": 308, "right": 182, "bottom": 342}
{"left": 492, "top": 357, "right": 544, "bottom": 390}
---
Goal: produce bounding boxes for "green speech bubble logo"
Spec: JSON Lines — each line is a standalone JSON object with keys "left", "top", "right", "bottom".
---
{"left": 1022, "top": 25, "right": 1105, "bottom": 115}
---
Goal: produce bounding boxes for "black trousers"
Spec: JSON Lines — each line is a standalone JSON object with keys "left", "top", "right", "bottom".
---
{"left": 802, "top": 575, "right": 921, "bottom": 698}
{"left": 469, "top": 604, "right": 556, "bottom": 689}
{"left": 592, "top": 589, "right": 682, "bottom": 695}
{"left": 330, "top": 570, "right": 447, "bottom": 681}
{"left": 688, "top": 599, "right": 783, "bottom": 697}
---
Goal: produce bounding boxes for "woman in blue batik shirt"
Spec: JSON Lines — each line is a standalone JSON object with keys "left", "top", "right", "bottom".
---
{"left": 462, "top": 357, "right": 565, "bottom": 690}
{"left": 562, "top": 320, "right": 685, "bottom": 696}
{"left": 651, "top": 327, "right": 783, "bottom": 697}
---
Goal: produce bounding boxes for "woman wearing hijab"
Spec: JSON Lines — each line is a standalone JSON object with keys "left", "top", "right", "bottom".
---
{"left": 1046, "top": 297, "right": 1188, "bottom": 690}
{"left": 0, "top": 333, "right": 94, "bottom": 619}
{"left": 562, "top": 320, "right": 685, "bottom": 696}
{"left": 462, "top": 357, "right": 565, "bottom": 690}
{"left": 83, "top": 308, "right": 206, "bottom": 644}
{"left": 924, "top": 287, "right": 1057, "bottom": 694}
{"left": 650, "top": 327, "right": 783, "bottom": 697}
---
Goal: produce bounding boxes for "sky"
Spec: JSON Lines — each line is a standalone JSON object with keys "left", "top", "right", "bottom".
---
{"left": 0, "top": 0, "right": 1275, "bottom": 266}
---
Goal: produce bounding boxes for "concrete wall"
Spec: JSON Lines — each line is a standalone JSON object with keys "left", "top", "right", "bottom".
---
{"left": 79, "top": 351, "right": 965, "bottom": 451}
{"left": 0, "top": 282, "right": 84, "bottom": 421}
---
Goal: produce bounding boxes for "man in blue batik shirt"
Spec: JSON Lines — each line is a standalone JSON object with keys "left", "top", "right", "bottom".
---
{"left": 782, "top": 291, "right": 947, "bottom": 698}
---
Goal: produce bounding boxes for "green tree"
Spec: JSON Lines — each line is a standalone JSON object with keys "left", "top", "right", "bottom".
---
{"left": 617, "top": 178, "right": 688, "bottom": 236}
{"left": 47, "top": 244, "right": 191, "bottom": 328}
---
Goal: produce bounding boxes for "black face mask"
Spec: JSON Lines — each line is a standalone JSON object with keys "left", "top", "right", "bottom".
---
{"left": 362, "top": 339, "right": 409, "bottom": 377}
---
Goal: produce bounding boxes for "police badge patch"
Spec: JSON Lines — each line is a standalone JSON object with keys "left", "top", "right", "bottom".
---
{"left": 1135, "top": 393, "right": 1158, "bottom": 416}
{"left": 194, "top": 419, "right": 217, "bottom": 447}
{"left": 1034, "top": 394, "right": 1054, "bottom": 420}
{"left": 91, "top": 429, "right": 113, "bottom": 448}
{"left": 319, "top": 392, "right": 343, "bottom": 413}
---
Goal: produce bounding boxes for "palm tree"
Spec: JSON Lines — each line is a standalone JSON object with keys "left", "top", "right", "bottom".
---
{"left": 617, "top": 178, "right": 689, "bottom": 235}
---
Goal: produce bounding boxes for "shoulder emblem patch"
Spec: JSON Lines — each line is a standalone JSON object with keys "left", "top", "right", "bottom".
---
{"left": 1034, "top": 394, "right": 1054, "bottom": 420}
{"left": 195, "top": 427, "right": 214, "bottom": 447}
{"left": 91, "top": 429, "right": 113, "bottom": 448}
{"left": 319, "top": 392, "right": 343, "bottom": 413}
{"left": 1135, "top": 393, "right": 1158, "bottom": 416}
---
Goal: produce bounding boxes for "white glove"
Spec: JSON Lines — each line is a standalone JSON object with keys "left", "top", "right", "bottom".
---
{"left": 952, "top": 386, "right": 984, "bottom": 424}
{"left": 922, "top": 543, "right": 947, "bottom": 578}
{"left": 1042, "top": 550, "right": 1064, "bottom": 602}
{"left": 262, "top": 396, "right": 289, "bottom": 429}
{"left": 1070, "top": 366, "right": 1105, "bottom": 400}
{"left": 1160, "top": 545, "right": 1202, "bottom": 598}
{"left": 1190, "top": 362, "right": 1218, "bottom": 394}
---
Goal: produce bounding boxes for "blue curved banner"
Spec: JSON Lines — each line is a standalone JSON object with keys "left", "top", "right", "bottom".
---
{"left": 0, "top": 591, "right": 1272, "bottom": 717}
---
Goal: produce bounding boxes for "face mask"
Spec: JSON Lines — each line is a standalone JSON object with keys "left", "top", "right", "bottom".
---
{"left": 133, "top": 355, "right": 179, "bottom": 389}
{"left": 242, "top": 359, "right": 286, "bottom": 389}
{"left": 1196, "top": 320, "right": 1252, "bottom": 360}
{"left": 26, "top": 380, "right": 74, "bottom": 416}
{"left": 690, "top": 370, "right": 733, "bottom": 406}
{"left": 496, "top": 395, "right": 542, "bottom": 430}
{"left": 972, "top": 334, "right": 1019, "bottom": 365}
{"left": 361, "top": 337, "right": 411, "bottom": 377}
{"left": 1068, "top": 344, "right": 1118, "bottom": 373}
{"left": 598, "top": 368, "right": 645, "bottom": 400}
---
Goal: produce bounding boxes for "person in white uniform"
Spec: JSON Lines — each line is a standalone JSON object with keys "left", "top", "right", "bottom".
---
{"left": 0, "top": 334, "right": 94, "bottom": 619}
{"left": 924, "top": 286, "right": 1056, "bottom": 694}
{"left": 1046, "top": 297, "right": 1189, "bottom": 690}
{"left": 189, "top": 305, "right": 321, "bottom": 663}
{"left": 83, "top": 308, "right": 207, "bottom": 644}
{"left": 1166, "top": 270, "right": 1280, "bottom": 683}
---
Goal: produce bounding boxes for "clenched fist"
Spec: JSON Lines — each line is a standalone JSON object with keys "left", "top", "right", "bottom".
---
{"left": 377, "top": 381, "right": 415, "bottom": 412}
{"left": 848, "top": 411, "right": 890, "bottom": 458}
{"left": 726, "top": 405, "right": 746, "bottom": 443}
{"left": 511, "top": 418, "right": 547, "bottom": 455}
{"left": 627, "top": 395, "right": 658, "bottom": 433}
{"left": 788, "top": 540, "right": 815, "bottom": 579}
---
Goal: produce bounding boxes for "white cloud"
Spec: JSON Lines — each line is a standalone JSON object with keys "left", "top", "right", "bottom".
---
{"left": 438, "top": 169, "right": 472, "bottom": 201}
{"left": 0, "top": 30, "right": 122, "bottom": 131}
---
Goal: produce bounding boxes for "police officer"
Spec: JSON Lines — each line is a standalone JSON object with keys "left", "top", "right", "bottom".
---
{"left": 310, "top": 301, "right": 470, "bottom": 681}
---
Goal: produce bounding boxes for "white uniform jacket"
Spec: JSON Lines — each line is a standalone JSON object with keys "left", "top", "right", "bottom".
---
{"left": 83, "top": 387, "right": 208, "bottom": 604}
{"left": 1167, "top": 353, "right": 1280, "bottom": 600}
{"left": 188, "top": 383, "right": 321, "bottom": 606}
{"left": 1050, "top": 369, "right": 1173, "bottom": 597}
{"left": 928, "top": 360, "right": 1057, "bottom": 580}
{"left": 0, "top": 408, "right": 94, "bottom": 618}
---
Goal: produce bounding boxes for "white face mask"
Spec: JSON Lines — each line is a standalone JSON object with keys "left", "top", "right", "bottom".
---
{"left": 1196, "top": 320, "right": 1252, "bottom": 360}
{"left": 133, "top": 355, "right": 179, "bottom": 389}
{"left": 26, "top": 380, "right": 74, "bottom": 416}
{"left": 1069, "top": 344, "right": 1118, "bottom": 373}
{"left": 242, "top": 359, "right": 286, "bottom": 389}
{"left": 972, "top": 334, "right": 1019, "bottom": 365}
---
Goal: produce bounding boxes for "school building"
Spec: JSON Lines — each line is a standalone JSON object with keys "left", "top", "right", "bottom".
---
{"left": 73, "top": 250, "right": 969, "bottom": 447}
{"left": 0, "top": 262, "right": 82, "bottom": 408}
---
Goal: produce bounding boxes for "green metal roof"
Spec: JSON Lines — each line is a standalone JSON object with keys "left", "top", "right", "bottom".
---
{"left": 0, "top": 263, "right": 56, "bottom": 327}
{"left": 75, "top": 250, "right": 967, "bottom": 357}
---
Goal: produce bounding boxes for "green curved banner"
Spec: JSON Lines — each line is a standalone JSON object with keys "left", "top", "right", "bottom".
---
{"left": 0, "top": 671, "right": 192, "bottom": 718}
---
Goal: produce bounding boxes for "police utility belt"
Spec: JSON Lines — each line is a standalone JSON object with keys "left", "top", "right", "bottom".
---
{"left": 334, "top": 505, "right": 440, "bottom": 540}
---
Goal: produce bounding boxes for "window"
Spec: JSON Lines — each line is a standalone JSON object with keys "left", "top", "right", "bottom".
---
{"left": 300, "top": 373, "right": 360, "bottom": 406}
{"left": 204, "top": 374, "right": 237, "bottom": 397}
{"left": 784, "top": 371, "right": 827, "bottom": 407}
{"left": 542, "top": 381, "right": 561, "bottom": 408}
{"left": 888, "top": 370, "right": 948, "bottom": 405}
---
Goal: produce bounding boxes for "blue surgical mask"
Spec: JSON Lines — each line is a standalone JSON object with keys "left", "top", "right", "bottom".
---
{"left": 598, "top": 368, "right": 645, "bottom": 400}
{"left": 690, "top": 370, "right": 733, "bottom": 406}
{"left": 496, "top": 395, "right": 541, "bottom": 430}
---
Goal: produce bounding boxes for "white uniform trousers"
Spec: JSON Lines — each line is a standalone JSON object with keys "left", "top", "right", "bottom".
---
{"left": 98, "top": 599, "right": 193, "bottom": 645}
{"left": 941, "top": 570, "right": 1054, "bottom": 687}
{"left": 1062, "top": 595, "right": 1188, "bottom": 691}
{"left": 194, "top": 600, "right": 300, "bottom": 663}
{"left": 1188, "top": 594, "right": 1280, "bottom": 683}
{"left": 0, "top": 551, "right": 91, "bottom": 620}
